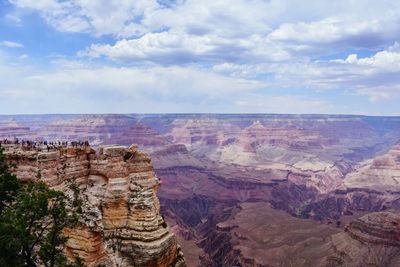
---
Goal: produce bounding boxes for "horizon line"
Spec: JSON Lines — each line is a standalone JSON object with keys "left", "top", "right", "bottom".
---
{"left": 1, "top": 112, "right": 400, "bottom": 118}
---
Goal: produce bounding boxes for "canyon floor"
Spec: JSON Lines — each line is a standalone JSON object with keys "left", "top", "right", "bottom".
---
{"left": 2, "top": 114, "right": 400, "bottom": 266}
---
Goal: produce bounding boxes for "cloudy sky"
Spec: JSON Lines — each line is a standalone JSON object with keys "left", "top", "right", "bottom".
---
{"left": 1, "top": 0, "right": 400, "bottom": 115}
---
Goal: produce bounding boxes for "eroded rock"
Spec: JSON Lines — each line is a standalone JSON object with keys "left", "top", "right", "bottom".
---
{"left": 4, "top": 144, "right": 186, "bottom": 267}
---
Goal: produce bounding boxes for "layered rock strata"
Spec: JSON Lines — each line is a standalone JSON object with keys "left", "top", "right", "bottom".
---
{"left": 344, "top": 145, "right": 400, "bottom": 191}
{"left": 345, "top": 211, "right": 400, "bottom": 246}
{"left": 328, "top": 211, "right": 400, "bottom": 267}
{"left": 3, "top": 144, "right": 185, "bottom": 267}
{"left": 303, "top": 145, "right": 400, "bottom": 220}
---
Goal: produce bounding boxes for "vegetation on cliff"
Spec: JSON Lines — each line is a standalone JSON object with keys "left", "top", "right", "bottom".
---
{"left": 0, "top": 145, "right": 82, "bottom": 267}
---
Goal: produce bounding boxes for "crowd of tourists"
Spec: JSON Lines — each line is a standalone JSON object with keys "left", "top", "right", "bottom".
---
{"left": 0, "top": 138, "right": 90, "bottom": 151}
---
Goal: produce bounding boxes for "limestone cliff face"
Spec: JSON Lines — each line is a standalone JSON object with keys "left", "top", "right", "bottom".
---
{"left": 4, "top": 144, "right": 186, "bottom": 267}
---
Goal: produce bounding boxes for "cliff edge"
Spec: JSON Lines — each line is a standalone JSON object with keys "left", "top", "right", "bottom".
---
{"left": 3, "top": 143, "right": 186, "bottom": 267}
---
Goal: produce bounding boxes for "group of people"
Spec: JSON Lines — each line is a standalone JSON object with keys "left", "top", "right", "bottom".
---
{"left": 0, "top": 138, "right": 90, "bottom": 151}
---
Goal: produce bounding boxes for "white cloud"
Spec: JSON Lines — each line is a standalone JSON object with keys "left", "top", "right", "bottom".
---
{"left": 80, "top": 31, "right": 291, "bottom": 64}
{"left": 8, "top": 0, "right": 400, "bottom": 66}
{"left": 339, "top": 43, "right": 400, "bottom": 70}
{"left": 234, "top": 95, "right": 329, "bottom": 114}
{"left": 5, "top": 13, "right": 22, "bottom": 25}
{"left": 355, "top": 86, "right": 396, "bottom": 103}
{"left": 5, "top": 0, "right": 400, "bottom": 115}
{"left": 75, "top": 0, "right": 400, "bottom": 65}
{"left": 0, "top": 57, "right": 266, "bottom": 113}
{"left": 9, "top": 0, "right": 160, "bottom": 36}
{"left": 9, "top": 0, "right": 275, "bottom": 38}
{"left": 269, "top": 17, "right": 384, "bottom": 44}
{"left": 0, "top": 40, "right": 24, "bottom": 48}
{"left": 2, "top": 44, "right": 400, "bottom": 114}
{"left": 212, "top": 43, "right": 400, "bottom": 104}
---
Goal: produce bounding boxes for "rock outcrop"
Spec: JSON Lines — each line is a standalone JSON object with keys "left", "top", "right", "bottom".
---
{"left": 328, "top": 211, "right": 400, "bottom": 267}
{"left": 3, "top": 143, "right": 185, "bottom": 267}
{"left": 302, "top": 145, "right": 400, "bottom": 220}
{"left": 345, "top": 211, "right": 400, "bottom": 247}
{"left": 344, "top": 145, "right": 400, "bottom": 192}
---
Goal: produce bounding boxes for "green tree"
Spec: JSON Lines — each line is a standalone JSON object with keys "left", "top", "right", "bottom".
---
{"left": 0, "top": 145, "right": 23, "bottom": 266}
{"left": 0, "top": 145, "right": 20, "bottom": 212}
{"left": 0, "top": 145, "right": 82, "bottom": 267}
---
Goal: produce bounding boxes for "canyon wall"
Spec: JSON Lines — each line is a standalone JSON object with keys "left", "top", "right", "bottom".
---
{"left": 327, "top": 211, "right": 400, "bottom": 267}
{"left": 3, "top": 143, "right": 186, "bottom": 267}
{"left": 3, "top": 114, "right": 400, "bottom": 266}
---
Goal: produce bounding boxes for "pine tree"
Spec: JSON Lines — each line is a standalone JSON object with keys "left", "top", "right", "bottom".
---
{"left": 0, "top": 145, "right": 20, "bottom": 212}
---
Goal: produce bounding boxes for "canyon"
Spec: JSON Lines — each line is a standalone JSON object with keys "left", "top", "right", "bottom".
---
{"left": 2, "top": 114, "right": 400, "bottom": 266}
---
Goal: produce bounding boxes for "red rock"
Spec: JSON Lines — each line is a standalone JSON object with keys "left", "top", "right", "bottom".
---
{"left": 4, "top": 144, "right": 186, "bottom": 267}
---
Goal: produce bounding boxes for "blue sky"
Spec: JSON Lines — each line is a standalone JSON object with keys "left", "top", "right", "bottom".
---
{"left": 1, "top": 0, "right": 400, "bottom": 115}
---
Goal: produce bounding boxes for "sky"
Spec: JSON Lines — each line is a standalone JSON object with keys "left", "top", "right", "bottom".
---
{"left": 1, "top": 0, "right": 400, "bottom": 115}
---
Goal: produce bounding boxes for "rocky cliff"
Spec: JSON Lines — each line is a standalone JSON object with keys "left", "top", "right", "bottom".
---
{"left": 3, "top": 143, "right": 186, "bottom": 267}
{"left": 344, "top": 144, "right": 400, "bottom": 191}
{"left": 345, "top": 211, "right": 400, "bottom": 247}
{"left": 328, "top": 211, "right": 400, "bottom": 267}
{"left": 302, "top": 145, "right": 400, "bottom": 221}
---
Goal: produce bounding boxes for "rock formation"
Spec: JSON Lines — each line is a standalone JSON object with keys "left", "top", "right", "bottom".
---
{"left": 345, "top": 211, "right": 400, "bottom": 247}
{"left": 344, "top": 145, "right": 400, "bottom": 192}
{"left": 303, "top": 145, "right": 400, "bottom": 221}
{"left": 199, "top": 202, "right": 341, "bottom": 267}
{"left": 328, "top": 211, "right": 400, "bottom": 267}
{"left": 3, "top": 143, "right": 185, "bottom": 267}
